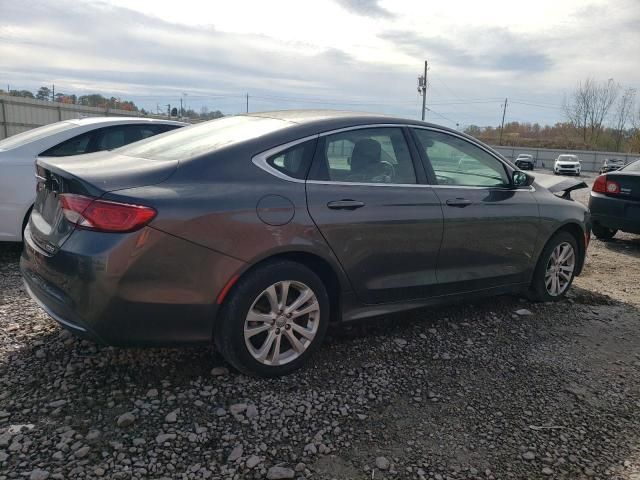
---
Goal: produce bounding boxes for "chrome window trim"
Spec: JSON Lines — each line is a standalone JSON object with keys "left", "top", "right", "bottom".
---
{"left": 252, "top": 123, "right": 523, "bottom": 186}
{"left": 307, "top": 179, "right": 534, "bottom": 192}
{"left": 251, "top": 134, "right": 319, "bottom": 184}
{"left": 306, "top": 180, "right": 428, "bottom": 188}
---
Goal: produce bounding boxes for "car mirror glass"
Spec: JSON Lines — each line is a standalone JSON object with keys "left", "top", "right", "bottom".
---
{"left": 512, "top": 170, "right": 532, "bottom": 188}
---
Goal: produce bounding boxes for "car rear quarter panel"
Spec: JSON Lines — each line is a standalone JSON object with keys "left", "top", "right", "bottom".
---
{"left": 103, "top": 141, "right": 353, "bottom": 294}
{"left": 21, "top": 225, "right": 244, "bottom": 345}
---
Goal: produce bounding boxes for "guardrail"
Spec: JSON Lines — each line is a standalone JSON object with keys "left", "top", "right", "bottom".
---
{"left": 492, "top": 145, "right": 640, "bottom": 173}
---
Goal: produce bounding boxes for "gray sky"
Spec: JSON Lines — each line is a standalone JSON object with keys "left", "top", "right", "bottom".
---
{"left": 1, "top": 0, "right": 639, "bottom": 128}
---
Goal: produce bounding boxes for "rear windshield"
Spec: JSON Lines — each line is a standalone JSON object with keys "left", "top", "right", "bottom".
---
{"left": 0, "top": 122, "right": 76, "bottom": 151}
{"left": 119, "top": 116, "right": 289, "bottom": 161}
{"left": 623, "top": 160, "right": 640, "bottom": 172}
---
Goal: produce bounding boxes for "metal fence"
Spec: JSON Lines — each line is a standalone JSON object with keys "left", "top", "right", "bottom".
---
{"left": 0, "top": 95, "right": 155, "bottom": 140}
{"left": 492, "top": 145, "right": 640, "bottom": 173}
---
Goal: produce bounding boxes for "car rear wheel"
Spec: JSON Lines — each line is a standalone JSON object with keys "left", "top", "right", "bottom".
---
{"left": 216, "top": 260, "right": 329, "bottom": 377}
{"left": 529, "top": 231, "right": 578, "bottom": 302}
{"left": 592, "top": 224, "right": 617, "bottom": 240}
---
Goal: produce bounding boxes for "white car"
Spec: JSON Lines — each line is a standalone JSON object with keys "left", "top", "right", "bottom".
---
{"left": 554, "top": 154, "right": 581, "bottom": 176}
{"left": 0, "top": 117, "right": 186, "bottom": 242}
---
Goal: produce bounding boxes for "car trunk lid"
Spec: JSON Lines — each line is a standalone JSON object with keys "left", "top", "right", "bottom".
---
{"left": 30, "top": 152, "right": 177, "bottom": 253}
{"left": 533, "top": 173, "right": 587, "bottom": 199}
{"left": 607, "top": 171, "right": 640, "bottom": 201}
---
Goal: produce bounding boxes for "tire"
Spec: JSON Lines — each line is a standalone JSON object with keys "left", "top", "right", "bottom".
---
{"left": 592, "top": 223, "right": 617, "bottom": 240}
{"left": 528, "top": 231, "right": 579, "bottom": 302}
{"left": 216, "top": 260, "right": 330, "bottom": 377}
{"left": 21, "top": 206, "right": 33, "bottom": 242}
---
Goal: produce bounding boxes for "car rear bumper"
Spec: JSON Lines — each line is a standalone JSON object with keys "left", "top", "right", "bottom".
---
{"left": 20, "top": 225, "right": 246, "bottom": 346}
{"left": 589, "top": 192, "right": 640, "bottom": 233}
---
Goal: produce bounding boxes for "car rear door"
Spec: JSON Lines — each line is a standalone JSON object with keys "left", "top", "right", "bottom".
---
{"left": 410, "top": 127, "right": 540, "bottom": 293}
{"left": 305, "top": 126, "right": 443, "bottom": 304}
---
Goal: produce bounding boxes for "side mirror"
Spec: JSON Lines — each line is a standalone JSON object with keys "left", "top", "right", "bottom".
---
{"left": 512, "top": 170, "right": 534, "bottom": 188}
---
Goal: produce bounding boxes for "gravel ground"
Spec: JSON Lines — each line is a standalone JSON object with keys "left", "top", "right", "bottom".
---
{"left": 1, "top": 174, "right": 639, "bottom": 480}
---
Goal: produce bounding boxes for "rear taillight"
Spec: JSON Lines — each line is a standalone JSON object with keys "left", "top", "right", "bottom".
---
{"left": 59, "top": 194, "right": 156, "bottom": 233}
{"left": 592, "top": 175, "right": 620, "bottom": 195}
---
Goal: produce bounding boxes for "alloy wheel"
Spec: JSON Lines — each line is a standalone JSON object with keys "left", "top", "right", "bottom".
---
{"left": 544, "top": 242, "right": 576, "bottom": 296}
{"left": 244, "top": 280, "right": 320, "bottom": 366}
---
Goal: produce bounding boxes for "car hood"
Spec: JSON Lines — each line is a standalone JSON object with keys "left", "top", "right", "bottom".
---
{"left": 532, "top": 172, "right": 587, "bottom": 197}
{"left": 555, "top": 159, "right": 580, "bottom": 164}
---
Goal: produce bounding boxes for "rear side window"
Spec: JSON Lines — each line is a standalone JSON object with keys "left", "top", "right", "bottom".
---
{"left": 266, "top": 140, "right": 317, "bottom": 180}
{"left": 40, "top": 131, "right": 93, "bottom": 157}
{"left": 95, "top": 126, "right": 142, "bottom": 150}
{"left": 310, "top": 127, "right": 417, "bottom": 184}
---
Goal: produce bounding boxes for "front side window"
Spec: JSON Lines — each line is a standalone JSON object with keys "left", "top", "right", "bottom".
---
{"left": 40, "top": 131, "right": 93, "bottom": 157}
{"left": 413, "top": 129, "right": 509, "bottom": 187}
{"left": 312, "top": 127, "right": 416, "bottom": 184}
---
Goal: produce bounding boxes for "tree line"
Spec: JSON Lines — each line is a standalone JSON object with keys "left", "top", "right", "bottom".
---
{"left": 0, "top": 86, "right": 224, "bottom": 120}
{"left": 466, "top": 78, "right": 640, "bottom": 153}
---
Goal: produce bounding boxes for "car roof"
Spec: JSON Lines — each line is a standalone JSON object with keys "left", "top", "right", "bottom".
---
{"left": 246, "top": 109, "right": 452, "bottom": 132}
{"left": 65, "top": 117, "right": 187, "bottom": 127}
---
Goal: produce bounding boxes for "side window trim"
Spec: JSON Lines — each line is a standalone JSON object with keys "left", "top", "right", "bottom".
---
{"left": 410, "top": 126, "right": 513, "bottom": 188}
{"left": 252, "top": 134, "right": 320, "bottom": 183}
{"left": 252, "top": 123, "right": 513, "bottom": 187}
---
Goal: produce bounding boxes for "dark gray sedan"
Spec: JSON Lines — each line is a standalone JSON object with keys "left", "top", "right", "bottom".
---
{"left": 21, "top": 111, "right": 590, "bottom": 376}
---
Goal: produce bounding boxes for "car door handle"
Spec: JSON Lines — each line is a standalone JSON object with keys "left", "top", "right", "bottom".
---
{"left": 445, "top": 198, "right": 473, "bottom": 207}
{"left": 327, "top": 200, "right": 365, "bottom": 210}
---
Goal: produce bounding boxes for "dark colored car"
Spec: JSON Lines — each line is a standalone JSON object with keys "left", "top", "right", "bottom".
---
{"left": 599, "top": 158, "right": 626, "bottom": 174}
{"left": 589, "top": 159, "right": 640, "bottom": 239}
{"left": 514, "top": 154, "right": 535, "bottom": 170}
{"left": 21, "top": 111, "right": 590, "bottom": 377}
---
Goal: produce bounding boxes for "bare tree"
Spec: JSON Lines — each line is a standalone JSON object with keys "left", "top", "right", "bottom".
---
{"left": 564, "top": 78, "right": 620, "bottom": 146}
{"left": 612, "top": 87, "right": 636, "bottom": 152}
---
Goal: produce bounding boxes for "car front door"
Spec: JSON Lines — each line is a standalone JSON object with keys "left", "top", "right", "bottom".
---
{"left": 411, "top": 128, "right": 540, "bottom": 293}
{"left": 306, "top": 126, "right": 443, "bottom": 304}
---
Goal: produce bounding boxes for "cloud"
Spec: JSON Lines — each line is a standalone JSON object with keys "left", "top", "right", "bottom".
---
{"left": 380, "top": 29, "right": 552, "bottom": 73}
{"left": 332, "top": 0, "right": 394, "bottom": 18}
{"left": 0, "top": 0, "right": 638, "bottom": 127}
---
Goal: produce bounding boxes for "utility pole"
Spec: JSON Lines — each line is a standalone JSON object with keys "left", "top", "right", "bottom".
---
{"left": 417, "top": 61, "right": 428, "bottom": 121}
{"left": 498, "top": 98, "right": 508, "bottom": 145}
{"left": 180, "top": 97, "right": 183, "bottom": 117}
{"left": 51, "top": 84, "right": 55, "bottom": 102}
{"left": 246, "top": 93, "right": 249, "bottom": 113}
{"left": 167, "top": 104, "right": 171, "bottom": 119}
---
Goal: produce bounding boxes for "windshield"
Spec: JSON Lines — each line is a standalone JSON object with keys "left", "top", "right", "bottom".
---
{"left": 623, "top": 159, "right": 640, "bottom": 172}
{"left": 119, "top": 115, "right": 289, "bottom": 161}
{"left": 607, "top": 159, "right": 623, "bottom": 164}
{"left": 558, "top": 155, "right": 577, "bottom": 161}
{"left": 0, "top": 121, "right": 76, "bottom": 150}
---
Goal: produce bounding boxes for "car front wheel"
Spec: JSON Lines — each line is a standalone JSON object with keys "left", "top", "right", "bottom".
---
{"left": 216, "top": 260, "right": 330, "bottom": 377}
{"left": 529, "top": 231, "right": 578, "bottom": 302}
